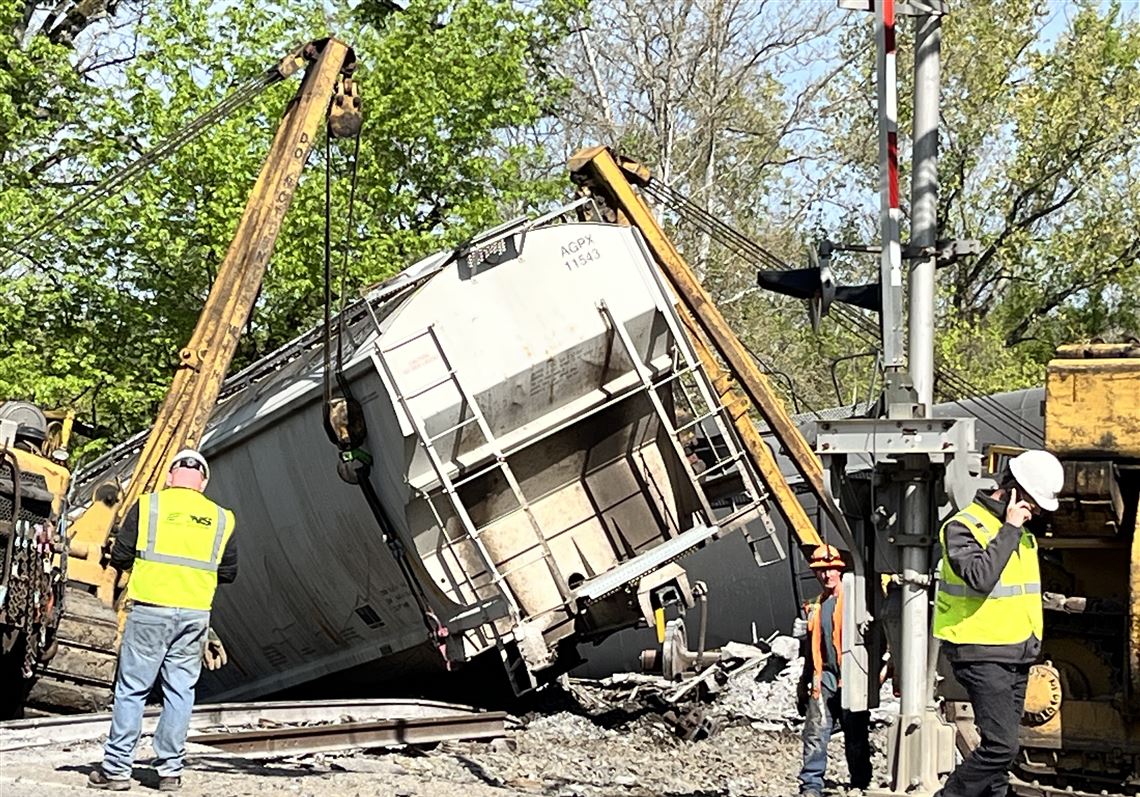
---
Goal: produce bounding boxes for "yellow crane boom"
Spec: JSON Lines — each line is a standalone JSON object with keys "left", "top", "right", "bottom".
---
{"left": 568, "top": 146, "right": 844, "bottom": 553}
{"left": 67, "top": 38, "right": 360, "bottom": 603}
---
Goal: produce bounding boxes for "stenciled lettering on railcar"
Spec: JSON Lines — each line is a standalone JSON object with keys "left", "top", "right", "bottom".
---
{"left": 562, "top": 234, "right": 602, "bottom": 270}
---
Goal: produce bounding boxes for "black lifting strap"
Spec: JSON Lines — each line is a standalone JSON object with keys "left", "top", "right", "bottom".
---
{"left": 320, "top": 125, "right": 366, "bottom": 451}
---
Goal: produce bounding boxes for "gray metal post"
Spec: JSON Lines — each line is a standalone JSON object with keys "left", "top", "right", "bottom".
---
{"left": 909, "top": 11, "right": 941, "bottom": 413}
{"left": 899, "top": 483, "right": 932, "bottom": 786}
{"left": 895, "top": 10, "right": 943, "bottom": 792}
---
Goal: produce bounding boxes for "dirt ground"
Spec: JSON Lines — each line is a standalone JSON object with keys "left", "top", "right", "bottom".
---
{"left": 0, "top": 653, "right": 893, "bottom": 796}
{"left": 0, "top": 722, "right": 881, "bottom": 797}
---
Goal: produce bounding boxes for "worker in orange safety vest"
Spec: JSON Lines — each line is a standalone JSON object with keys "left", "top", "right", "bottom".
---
{"left": 793, "top": 544, "right": 872, "bottom": 797}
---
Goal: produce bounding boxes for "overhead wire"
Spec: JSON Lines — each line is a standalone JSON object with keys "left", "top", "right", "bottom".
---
{"left": 640, "top": 176, "right": 1044, "bottom": 446}
{"left": 3, "top": 67, "right": 284, "bottom": 275}
{"left": 828, "top": 302, "right": 1043, "bottom": 445}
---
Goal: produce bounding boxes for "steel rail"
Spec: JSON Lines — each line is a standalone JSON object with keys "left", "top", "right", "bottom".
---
{"left": 0, "top": 698, "right": 504, "bottom": 752}
{"left": 188, "top": 711, "right": 507, "bottom": 757}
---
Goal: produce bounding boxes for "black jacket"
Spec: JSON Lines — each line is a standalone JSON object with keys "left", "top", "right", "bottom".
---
{"left": 940, "top": 490, "right": 1039, "bottom": 664}
{"left": 111, "top": 495, "right": 238, "bottom": 585}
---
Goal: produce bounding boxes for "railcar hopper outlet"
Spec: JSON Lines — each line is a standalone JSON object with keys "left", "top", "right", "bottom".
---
{"left": 68, "top": 214, "right": 786, "bottom": 703}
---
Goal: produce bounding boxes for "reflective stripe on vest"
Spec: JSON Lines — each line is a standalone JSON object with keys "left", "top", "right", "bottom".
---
{"left": 932, "top": 502, "right": 1043, "bottom": 646}
{"left": 937, "top": 581, "right": 1042, "bottom": 598}
{"left": 138, "top": 493, "right": 229, "bottom": 571}
{"left": 806, "top": 584, "right": 844, "bottom": 699}
{"left": 127, "top": 488, "right": 235, "bottom": 611}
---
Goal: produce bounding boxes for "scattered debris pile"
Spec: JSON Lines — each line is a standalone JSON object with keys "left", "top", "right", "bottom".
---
{"left": 560, "top": 635, "right": 808, "bottom": 741}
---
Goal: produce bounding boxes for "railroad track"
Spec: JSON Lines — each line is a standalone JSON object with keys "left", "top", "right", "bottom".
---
{"left": 0, "top": 698, "right": 507, "bottom": 755}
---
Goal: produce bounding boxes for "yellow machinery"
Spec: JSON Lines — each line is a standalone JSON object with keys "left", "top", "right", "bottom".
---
{"left": 1016, "top": 342, "right": 1140, "bottom": 788}
{"left": 567, "top": 146, "right": 836, "bottom": 557}
{"left": 3, "top": 38, "right": 361, "bottom": 715}
{"left": 0, "top": 405, "right": 74, "bottom": 715}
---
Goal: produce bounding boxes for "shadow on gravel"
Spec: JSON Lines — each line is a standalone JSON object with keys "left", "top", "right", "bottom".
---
{"left": 190, "top": 756, "right": 337, "bottom": 778}
{"left": 58, "top": 757, "right": 334, "bottom": 783}
{"left": 449, "top": 755, "right": 506, "bottom": 788}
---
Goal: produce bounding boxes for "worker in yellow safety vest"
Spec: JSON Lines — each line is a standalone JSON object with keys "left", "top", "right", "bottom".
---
{"left": 89, "top": 450, "right": 237, "bottom": 792}
{"left": 934, "top": 449, "right": 1063, "bottom": 797}
{"left": 794, "top": 544, "right": 872, "bottom": 797}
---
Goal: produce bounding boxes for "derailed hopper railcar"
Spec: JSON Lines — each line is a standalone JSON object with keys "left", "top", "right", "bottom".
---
{"left": 74, "top": 207, "right": 786, "bottom": 700}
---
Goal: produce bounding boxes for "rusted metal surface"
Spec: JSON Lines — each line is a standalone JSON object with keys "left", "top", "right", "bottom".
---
{"left": 1056, "top": 342, "right": 1140, "bottom": 359}
{"left": 188, "top": 710, "right": 507, "bottom": 757}
{"left": 0, "top": 698, "right": 497, "bottom": 752}
{"left": 568, "top": 146, "right": 848, "bottom": 547}
{"left": 1022, "top": 663, "right": 1062, "bottom": 726}
{"left": 1053, "top": 459, "right": 1125, "bottom": 536}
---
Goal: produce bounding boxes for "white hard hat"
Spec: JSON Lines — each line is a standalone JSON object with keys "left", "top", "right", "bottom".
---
{"left": 170, "top": 448, "right": 210, "bottom": 486}
{"left": 1009, "top": 450, "right": 1064, "bottom": 512}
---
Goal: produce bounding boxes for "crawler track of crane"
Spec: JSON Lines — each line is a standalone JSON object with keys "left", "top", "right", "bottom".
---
{"left": 1012, "top": 778, "right": 1136, "bottom": 797}
{"left": 23, "top": 586, "right": 118, "bottom": 715}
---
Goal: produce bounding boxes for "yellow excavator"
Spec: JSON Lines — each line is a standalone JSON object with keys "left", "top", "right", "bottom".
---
{"left": 946, "top": 343, "right": 1140, "bottom": 793}
{"left": 1, "top": 37, "right": 361, "bottom": 716}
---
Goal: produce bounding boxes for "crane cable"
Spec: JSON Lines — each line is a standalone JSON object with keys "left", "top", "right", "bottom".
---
{"left": 639, "top": 178, "right": 1044, "bottom": 446}
{"left": 317, "top": 125, "right": 446, "bottom": 651}
{"left": 2, "top": 67, "right": 284, "bottom": 276}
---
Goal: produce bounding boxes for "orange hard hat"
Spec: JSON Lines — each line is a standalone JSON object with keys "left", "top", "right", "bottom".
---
{"left": 808, "top": 544, "right": 844, "bottom": 570}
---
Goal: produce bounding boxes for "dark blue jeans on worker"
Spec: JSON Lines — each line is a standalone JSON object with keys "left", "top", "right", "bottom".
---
{"left": 798, "top": 685, "right": 872, "bottom": 795}
{"left": 943, "top": 660, "right": 1030, "bottom": 797}
{"left": 102, "top": 604, "right": 210, "bottom": 782}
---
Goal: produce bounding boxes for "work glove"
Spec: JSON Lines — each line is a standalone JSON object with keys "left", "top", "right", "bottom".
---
{"left": 792, "top": 617, "right": 808, "bottom": 639}
{"left": 796, "top": 677, "right": 809, "bottom": 717}
{"left": 202, "top": 627, "right": 228, "bottom": 671}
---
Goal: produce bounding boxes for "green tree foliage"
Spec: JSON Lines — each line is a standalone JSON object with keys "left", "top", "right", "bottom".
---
{"left": 1, "top": 0, "right": 580, "bottom": 455}
{"left": 827, "top": 1, "right": 1140, "bottom": 397}
{"left": 947, "top": 2, "right": 1140, "bottom": 354}
{"left": 556, "top": 0, "right": 870, "bottom": 412}
{"left": 4, "top": 0, "right": 1136, "bottom": 458}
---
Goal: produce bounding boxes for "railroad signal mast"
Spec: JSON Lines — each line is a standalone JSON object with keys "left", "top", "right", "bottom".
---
{"left": 822, "top": 2, "right": 980, "bottom": 794}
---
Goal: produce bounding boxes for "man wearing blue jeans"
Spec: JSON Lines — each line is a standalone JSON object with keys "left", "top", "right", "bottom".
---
{"left": 89, "top": 450, "right": 237, "bottom": 792}
{"left": 795, "top": 544, "right": 872, "bottom": 797}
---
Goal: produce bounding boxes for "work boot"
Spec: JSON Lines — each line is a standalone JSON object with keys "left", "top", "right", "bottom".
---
{"left": 87, "top": 767, "right": 131, "bottom": 791}
{"left": 158, "top": 776, "right": 182, "bottom": 791}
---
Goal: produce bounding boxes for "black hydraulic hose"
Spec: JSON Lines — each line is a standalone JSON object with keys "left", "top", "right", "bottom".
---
{"left": 322, "top": 132, "right": 333, "bottom": 410}
{"left": 353, "top": 463, "right": 442, "bottom": 642}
